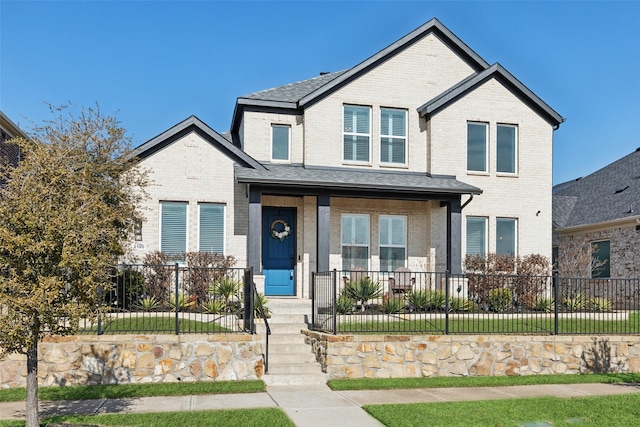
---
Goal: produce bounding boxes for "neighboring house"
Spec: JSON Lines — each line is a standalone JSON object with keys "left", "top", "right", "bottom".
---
{"left": 131, "top": 18, "right": 563, "bottom": 297}
{"left": 0, "top": 111, "right": 25, "bottom": 169}
{"left": 553, "top": 148, "right": 640, "bottom": 278}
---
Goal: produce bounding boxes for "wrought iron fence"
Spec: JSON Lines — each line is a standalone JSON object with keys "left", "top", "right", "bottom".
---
{"left": 87, "top": 264, "right": 256, "bottom": 334}
{"left": 311, "top": 270, "right": 640, "bottom": 335}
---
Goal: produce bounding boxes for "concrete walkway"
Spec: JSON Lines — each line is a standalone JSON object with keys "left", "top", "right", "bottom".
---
{"left": 1, "top": 382, "right": 639, "bottom": 425}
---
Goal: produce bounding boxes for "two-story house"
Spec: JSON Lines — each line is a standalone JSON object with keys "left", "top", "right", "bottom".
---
{"left": 131, "top": 18, "right": 563, "bottom": 297}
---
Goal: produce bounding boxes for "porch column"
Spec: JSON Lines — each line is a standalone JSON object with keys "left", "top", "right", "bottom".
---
{"left": 248, "top": 186, "right": 262, "bottom": 273}
{"left": 317, "top": 193, "right": 330, "bottom": 272}
{"left": 446, "top": 197, "right": 462, "bottom": 274}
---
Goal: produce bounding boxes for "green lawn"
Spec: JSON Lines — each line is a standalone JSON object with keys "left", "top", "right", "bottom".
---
{"left": 0, "top": 380, "right": 265, "bottom": 403}
{"left": 79, "top": 315, "right": 231, "bottom": 334}
{"left": 364, "top": 394, "right": 640, "bottom": 427}
{"left": 0, "top": 408, "right": 294, "bottom": 427}
{"left": 337, "top": 311, "right": 640, "bottom": 334}
{"left": 328, "top": 373, "right": 640, "bottom": 391}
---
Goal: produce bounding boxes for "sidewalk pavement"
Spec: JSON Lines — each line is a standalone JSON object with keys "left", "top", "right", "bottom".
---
{"left": 1, "top": 382, "right": 639, "bottom": 426}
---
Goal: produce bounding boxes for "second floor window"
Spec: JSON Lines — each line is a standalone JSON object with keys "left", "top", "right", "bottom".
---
{"left": 380, "top": 108, "right": 406, "bottom": 164}
{"left": 497, "top": 124, "right": 517, "bottom": 174}
{"left": 343, "top": 105, "right": 370, "bottom": 162}
{"left": 271, "top": 125, "right": 290, "bottom": 162}
{"left": 467, "top": 122, "right": 488, "bottom": 172}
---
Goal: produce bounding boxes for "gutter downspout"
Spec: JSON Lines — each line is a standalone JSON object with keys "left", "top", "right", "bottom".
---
{"left": 460, "top": 194, "right": 474, "bottom": 210}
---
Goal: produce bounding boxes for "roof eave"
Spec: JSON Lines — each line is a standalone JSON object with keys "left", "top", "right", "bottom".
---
{"left": 418, "top": 63, "right": 565, "bottom": 128}
{"left": 555, "top": 215, "right": 640, "bottom": 234}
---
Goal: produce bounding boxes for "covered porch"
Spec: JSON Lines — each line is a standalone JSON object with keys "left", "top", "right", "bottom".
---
{"left": 235, "top": 164, "right": 481, "bottom": 297}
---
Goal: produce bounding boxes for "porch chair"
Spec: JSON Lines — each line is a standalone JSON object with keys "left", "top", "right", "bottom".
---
{"left": 343, "top": 267, "right": 367, "bottom": 287}
{"left": 389, "top": 267, "right": 415, "bottom": 294}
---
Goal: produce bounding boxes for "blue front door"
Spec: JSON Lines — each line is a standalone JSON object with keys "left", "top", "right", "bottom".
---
{"left": 262, "top": 208, "right": 296, "bottom": 296}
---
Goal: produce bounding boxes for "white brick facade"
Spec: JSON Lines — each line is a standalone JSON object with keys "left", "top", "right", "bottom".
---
{"left": 132, "top": 20, "right": 561, "bottom": 297}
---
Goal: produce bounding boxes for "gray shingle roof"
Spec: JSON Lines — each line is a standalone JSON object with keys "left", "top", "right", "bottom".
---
{"left": 235, "top": 163, "right": 482, "bottom": 196}
{"left": 239, "top": 71, "right": 347, "bottom": 104}
{"left": 553, "top": 149, "right": 640, "bottom": 229}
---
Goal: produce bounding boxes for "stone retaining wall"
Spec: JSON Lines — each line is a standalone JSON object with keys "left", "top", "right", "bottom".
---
{"left": 303, "top": 330, "right": 640, "bottom": 379}
{"left": 0, "top": 334, "right": 264, "bottom": 388}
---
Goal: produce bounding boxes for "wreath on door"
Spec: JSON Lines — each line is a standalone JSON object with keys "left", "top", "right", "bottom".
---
{"left": 270, "top": 219, "right": 292, "bottom": 242}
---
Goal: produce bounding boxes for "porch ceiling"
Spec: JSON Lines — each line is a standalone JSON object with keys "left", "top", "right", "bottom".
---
{"left": 235, "top": 164, "right": 482, "bottom": 199}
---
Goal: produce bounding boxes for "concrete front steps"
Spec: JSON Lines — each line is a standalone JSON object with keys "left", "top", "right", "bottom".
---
{"left": 255, "top": 298, "right": 327, "bottom": 386}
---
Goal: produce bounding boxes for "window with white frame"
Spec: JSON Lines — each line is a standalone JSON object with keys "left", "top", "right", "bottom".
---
{"left": 343, "top": 105, "right": 371, "bottom": 162}
{"left": 341, "top": 214, "right": 369, "bottom": 270}
{"left": 497, "top": 124, "right": 517, "bottom": 174}
{"left": 379, "top": 215, "right": 406, "bottom": 271}
{"left": 467, "top": 122, "right": 488, "bottom": 172}
{"left": 198, "top": 203, "right": 225, "bottom": 254}
{"left": 271, "top": 125, "right": 290, "bottom": 162}
{"left": 496, "top": 218, "right": 517, "bottom": 256}
{"left": 380, "top": 108, "right": 407, "bottom": 164}
{"left": 466, "top": 216, "right": 487, "bottom": 256}
{"left": 160, "top": 201, "right": 187, "bottom": 256}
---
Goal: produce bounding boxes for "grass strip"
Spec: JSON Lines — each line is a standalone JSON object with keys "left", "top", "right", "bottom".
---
{"left": 337, "top": 311, "right": 640, "bottom": 334}
{"left": 80, "top": 316, "right": 230, "bottom": 334}
{"left": 328, "top": 372, "right": 640, "bottom": 391}
{"left": 364, "top": 394, "right": 640, "bottom": 427}
{"left": 0, "top": 408, "right": 293, "bottom": 427}
{"left": 0, "top": 380, "right": 265, "bottom": 403}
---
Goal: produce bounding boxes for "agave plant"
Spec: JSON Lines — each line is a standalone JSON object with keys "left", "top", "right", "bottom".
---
{"left": 138, "top": 295, "right": 160, "bottom": 312}
{"left": 590, "top": 297, "right": 613, "bottom": 312}
{"left": 344, "top": 277, "right": 382, "bottom": 312}
{"left": 168, "top": 292, "right": 195, "bottom": 312}
{"left": 563, "top": 292, "right": 586, "bottom": 312}
{"left": 211, "top": 277, "right": 241, "bottom": 309}
{"left": 534, "top": 296, "right": 554, "bottom": 313}
{"left": 383, "top": 295, "right": 405, "bottom": 314}
{"left": 449, "top": 297, "right": 478, "bottom": 313}
{"left": 254, "top": 292, "right": 271, "bottom": 318}
{"left": 201, "top": 299, "right": 225, "bottom": 315}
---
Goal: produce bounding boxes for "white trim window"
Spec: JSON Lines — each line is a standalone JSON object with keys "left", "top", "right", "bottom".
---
{"left": 343, "top": 105, "right": 371, "bottom": 162}
{"left": 496, "top": 218, "right": 517, "bottom": 256}
{"left": 271, "top": 124, "right": 290, "bottom": 162}
{"left": 467, "top": 122, "right": 488, "bottom": 172}
{"left": 379, "top": 215, "right": 406, "bottom": 271}
{"left": 380, "top": 108, "right": 407, "bottom": 165}
{"left": 341, "top": 214, "right": 370, "bottom": 270}
{"left": 466, "top": 216, "right": 487, "bottom": 256}
{"left": 198, "top": 203, "right": 225, "bottom": 254}
{"left": 497, "top": 124, "right": 517, "bottom": 174}
{"left": 160, "top": 201, "right": 188, "bottom": 256}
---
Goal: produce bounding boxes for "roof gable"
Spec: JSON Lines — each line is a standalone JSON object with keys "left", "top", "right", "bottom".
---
{"left": 131, "top": 116, "right": 264, "bottom": 170}
{"left": 231, "top": 18, "right": 490, "bottom": 133}
{"left": 418, "top": 63, "right": 564, "bottom": 128}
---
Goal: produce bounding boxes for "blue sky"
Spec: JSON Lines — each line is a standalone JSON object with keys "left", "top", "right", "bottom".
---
{"left": 1, "top": 1, "right": 638, "bottom": 185}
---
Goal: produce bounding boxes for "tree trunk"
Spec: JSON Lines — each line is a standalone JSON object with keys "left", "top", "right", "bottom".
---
{"left": 25, "top": 340, "right": 39, "bottom": 427}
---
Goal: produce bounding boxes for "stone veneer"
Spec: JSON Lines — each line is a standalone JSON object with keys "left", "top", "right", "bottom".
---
{"left": 303, "top": 330, "right": 640, "bottom": 379}
{"left": 0, "top": 334, "right": 264, "bottom": 388}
